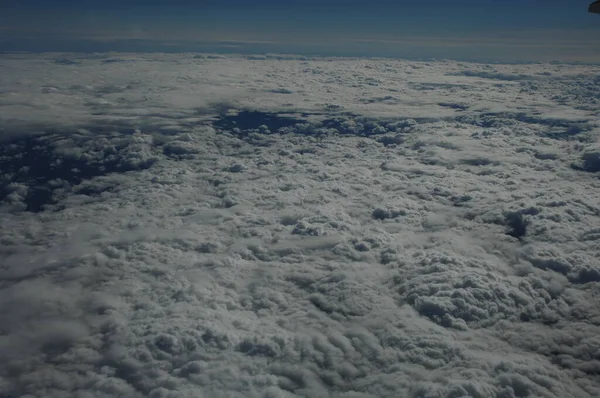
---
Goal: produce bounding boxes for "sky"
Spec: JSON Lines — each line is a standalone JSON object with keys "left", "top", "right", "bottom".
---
{"left": 2, "top": 0, "right": 600, "bottom": 61}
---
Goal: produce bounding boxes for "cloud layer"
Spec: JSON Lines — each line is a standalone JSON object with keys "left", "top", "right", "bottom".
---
{"left": 0, "top": 53, "right": 599, "bottom": 398}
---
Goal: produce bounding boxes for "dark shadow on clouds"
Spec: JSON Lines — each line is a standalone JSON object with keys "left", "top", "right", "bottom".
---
{"left": 1, "top": 102, "right": 597, "bottom": 214}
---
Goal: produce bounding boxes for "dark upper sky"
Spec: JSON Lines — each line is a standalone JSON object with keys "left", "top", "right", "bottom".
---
{"left": 1, "top": 0, "right": 599, "bottom": 62}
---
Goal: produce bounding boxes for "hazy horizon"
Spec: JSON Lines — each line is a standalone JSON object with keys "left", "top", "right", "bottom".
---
{"left": 2, "top": 0, "right": 600, "bottom": 62}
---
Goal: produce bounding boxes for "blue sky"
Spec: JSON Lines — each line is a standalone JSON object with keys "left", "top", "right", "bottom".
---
{"left": 2, "top": 0, "right": 600, "bottom": 62}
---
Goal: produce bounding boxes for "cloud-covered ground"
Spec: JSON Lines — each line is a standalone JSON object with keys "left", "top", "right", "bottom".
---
{"left": 1, "top": 53, "right": 599, "bottom": 398}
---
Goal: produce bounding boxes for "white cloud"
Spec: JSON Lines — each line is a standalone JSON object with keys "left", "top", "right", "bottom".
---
{"left": 0, "top": 53, "right": 599, "bottom": 397}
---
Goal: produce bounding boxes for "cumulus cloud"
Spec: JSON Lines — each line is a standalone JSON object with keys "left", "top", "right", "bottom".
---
{"left": 0, "top": 53, "right": 599, "bottom": 398}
